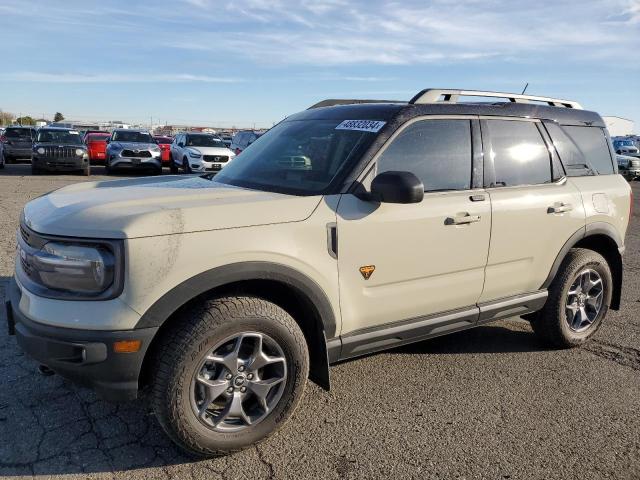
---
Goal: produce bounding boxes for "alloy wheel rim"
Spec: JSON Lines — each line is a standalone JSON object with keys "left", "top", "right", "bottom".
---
{"left": 565, "top": 268, "right": 604, "bottom": 333}
{"left": 189, "top": 332, "right": 287, "bottom": 433}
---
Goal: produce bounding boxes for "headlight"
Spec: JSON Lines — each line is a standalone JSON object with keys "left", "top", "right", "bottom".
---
{"left": 75, "top": 148, "right": 85, "bottom": 156}
{"left": 188, "top": 150, "right": 202, "bottom": 158}
{"left": 37, "top": 147, "right": 45, "bottom": 154}
{"left": 33, "top": 242, "right": 115, "bottom": 293}
{"left": 17, "top": 224, "right": 124, "bottom": 300}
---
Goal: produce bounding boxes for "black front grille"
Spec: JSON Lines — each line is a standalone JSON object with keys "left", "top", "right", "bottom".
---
{"left": 40, "top": 146, "right": 78, "bottom": 158}
{"left": 122, "top": 149, "right": 152, "bottom": 158}
{"left": 20, "top": 224, "right": 33, "bottom": 246}
{"left": 20, "top": 256, "right": 34, "bottom": 277}
{"left": 203, "top": 155, "right": 229, "bottom": 163}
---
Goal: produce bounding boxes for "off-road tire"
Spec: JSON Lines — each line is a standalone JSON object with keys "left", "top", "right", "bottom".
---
{"left": 530, "top": 248, "right": 612, "bottom": 348}
{"left": 151, "top": 296, "right": 309, "bottom": 457}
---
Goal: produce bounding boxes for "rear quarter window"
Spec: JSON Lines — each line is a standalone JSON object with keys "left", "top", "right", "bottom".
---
{"left": 545, "top": 123, "right": 614, "bottom": 176}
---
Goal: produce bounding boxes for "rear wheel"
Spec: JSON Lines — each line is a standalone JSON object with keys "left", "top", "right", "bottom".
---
{"left": 151, "top": 296, "right": 309, "bottom": 457}
{"left": 530, "top": 248, "right": 612, "bottom": 348}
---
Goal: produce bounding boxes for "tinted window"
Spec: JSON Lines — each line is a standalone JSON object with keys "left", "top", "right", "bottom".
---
{"left": 5, "top": 128, "right": 33, "bottom": 139}
{"left": 36, "top": 130, "right": 83, "bottom": 144}
{"left": 112, "top": 131, "right": 153, "bottom": 143}
{"left": 563, "top": 126, "right": 614, "bottom": 174}
{"left": 185, "top": 134, "right": 225, "bottom": 147}
{"left": 486, "top": 120, "right": 551, "bottom": 187}
{"left": 545, "top": 124, "right": 613, "bottom": 175}
{"left": 377, "top": 120, "right": 472, "bottom": 191}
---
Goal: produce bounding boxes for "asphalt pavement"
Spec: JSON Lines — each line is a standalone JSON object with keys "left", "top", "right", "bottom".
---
{"left": 0, "top": 163, "right": 638, "bottom": 479}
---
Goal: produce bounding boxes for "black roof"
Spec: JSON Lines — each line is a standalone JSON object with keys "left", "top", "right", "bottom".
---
{"left": 291, "top": 101, "right": 605, "bottom": 128}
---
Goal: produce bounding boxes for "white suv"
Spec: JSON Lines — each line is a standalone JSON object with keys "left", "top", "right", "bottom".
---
{"left": 170, "top": 133, "right": 235, "bottom": 174}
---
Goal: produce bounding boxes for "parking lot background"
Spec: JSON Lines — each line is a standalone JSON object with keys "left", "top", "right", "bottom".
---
{"left": 0, "top": 164, "right": 639, "bottom": 479}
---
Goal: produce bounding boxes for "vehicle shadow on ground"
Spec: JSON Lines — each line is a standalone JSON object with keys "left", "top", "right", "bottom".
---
{"left": 0, "top": 279, "right": 545, "bottom": 478}
{"left": 0, "top": 163, "right": 169, "bottom": 177}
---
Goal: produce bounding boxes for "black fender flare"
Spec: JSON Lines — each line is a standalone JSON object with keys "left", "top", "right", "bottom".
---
{"left": 541, "top": 222, "right": 624, "bottom": 309}
{"left": 135, "top": 261, "right": 337, "bottom": 337}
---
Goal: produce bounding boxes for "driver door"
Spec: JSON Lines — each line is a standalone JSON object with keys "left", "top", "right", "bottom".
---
{"left": 336, "top": 117, "right": 490, "bottom": 338}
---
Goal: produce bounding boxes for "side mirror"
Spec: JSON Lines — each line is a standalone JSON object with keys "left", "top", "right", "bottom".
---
{"left": 370, "top": 171, "right": 424, "bottom": 204}
{"left": 105, "top": 138, "right": 110, "bottom": 144}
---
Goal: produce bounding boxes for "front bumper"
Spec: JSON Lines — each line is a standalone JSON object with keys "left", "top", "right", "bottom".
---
{"left": 32, "top": 156, "right": 87, "bottom": 171}
{"left": 6, "top": 277, "right": 158, "bottom": 402}
{"left": 109, "top": 151, "right": 162, "bottom": 170}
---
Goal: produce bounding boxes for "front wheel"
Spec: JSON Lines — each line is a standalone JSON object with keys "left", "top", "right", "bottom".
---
{"left": 151, "top": 296, "right": 309, "bottom": 457}
{"left": 530, "top": 248, "right": 612, "bottom": 348}
{"left": 182, "top": 157, "right": 191, "bottom": 174}
{"left": 169, "top": 155, "right": 178, "bottom": 173}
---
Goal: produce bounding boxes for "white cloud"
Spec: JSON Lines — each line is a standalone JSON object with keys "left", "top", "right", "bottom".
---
{"left": 0, "top": 72, "right": 242, "bottom": 83}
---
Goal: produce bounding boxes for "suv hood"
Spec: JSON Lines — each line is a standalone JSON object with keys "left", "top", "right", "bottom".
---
{"left": 22, "top": 176, "right": 322, "bottom": 239}
{"left": 187, "top": 146, "right": 234, "bottom": 156}
{"left": 110, "top": 142, "right": 157, "bottom": 150}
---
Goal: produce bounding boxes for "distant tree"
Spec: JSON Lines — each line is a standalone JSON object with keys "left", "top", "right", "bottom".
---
{"left": 0, "top": 111, "right": 15, "bottom": 126}
{"left": 15, "top": 116, "right": 35, "bottom": 126}
{"left": 54, "top": 112, "right": 65, "bottom": 122}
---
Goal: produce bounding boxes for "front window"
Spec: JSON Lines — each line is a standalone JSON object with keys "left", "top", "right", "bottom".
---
{"left": 186, "top": 134, "right": 225, "bottom": 148}
{"left": 215, "top": 119, "right": 380, "bottom": 195}
{"left": 112, "top": 131, "right": 153, "bottom": 143}
{"left": 154, "top": 136, "right": 172, "bottom": 144}
{"left": 36, "top": 130, "right": 83, "bottom": 145}
{"left": 5, "top": 128, "right": 33, "bottom": 139}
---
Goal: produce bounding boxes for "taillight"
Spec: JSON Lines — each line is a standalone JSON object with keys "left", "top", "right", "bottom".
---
{"left": 0, "top": 135, "right": 5, "bottom": 143}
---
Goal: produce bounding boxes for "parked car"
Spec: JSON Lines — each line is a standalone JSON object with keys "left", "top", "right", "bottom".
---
{"left": 105, "top": 129, "right": 162, "bottom": 175}
{"left": 153, "top": 136, "right": 173, "bottom": 165}
{"left": 617, "top": 154, "right": 640, "bottom": 180}
{"left": 170, "top": 133, "right": 235, "bottom": 174}
{"left": 7, "top": 88, "right": 632, "bottom": 457}
{"left": 82, "top": 130, "right": 109, "bottom": 142}
{"left": 229, "top": 130, "right": 261, "bottom": 155}
{"left": 0, "top": 126, "right": 36, "bottom": 163}
{"left": 219, "top": 134, "right": 232, "bottom": 148}
{"left": 85, "top": 133, "right": 111, "bottom": 163}
{"left": 31, "top": 127, "right": 89, "bottom": 175}
{"left": 612, "top": 138, "right": 640, "bottom": 157}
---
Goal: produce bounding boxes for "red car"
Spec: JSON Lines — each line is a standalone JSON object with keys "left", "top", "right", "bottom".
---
{"left": 85, "top": 133, "right": 111, "bottom": 163}
{"left": 154, "top": 136, "right": 173, "bottom": 164}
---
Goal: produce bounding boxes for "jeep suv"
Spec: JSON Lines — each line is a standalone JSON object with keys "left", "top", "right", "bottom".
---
{"left": 6, "top": 89, "right": 632, "bottom": 457}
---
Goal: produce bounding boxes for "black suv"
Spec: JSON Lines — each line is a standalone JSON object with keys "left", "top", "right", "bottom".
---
{"left": 31, "top": 127, "right": 90, "bottom": 175}
{"left": 1, "top": 126, "right": 36, "bottom": 163}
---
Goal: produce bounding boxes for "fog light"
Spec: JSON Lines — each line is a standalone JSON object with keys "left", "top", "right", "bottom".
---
{"left": 113, "top": 339, "right": 141, "bottom": 353}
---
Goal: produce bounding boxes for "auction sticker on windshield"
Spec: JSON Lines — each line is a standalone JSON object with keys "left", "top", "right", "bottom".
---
{"left": 335, "top": 120, "right": 386, "bottom": 133}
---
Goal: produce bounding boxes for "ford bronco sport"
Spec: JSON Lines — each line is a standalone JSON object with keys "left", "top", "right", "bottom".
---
{"left": 6, "top": 89, "right": 632, "bottom": 457}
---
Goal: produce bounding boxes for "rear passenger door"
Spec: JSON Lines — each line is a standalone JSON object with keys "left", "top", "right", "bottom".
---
{"left": 479, "top": 118, "right": 586, "bottom": 303}
{"left": 337, "top": 117, "right": 491, "bottom": 336}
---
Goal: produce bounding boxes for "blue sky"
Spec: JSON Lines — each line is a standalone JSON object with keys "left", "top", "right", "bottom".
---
{"left": 0, "top": 0, "right": 638, "bottom": 129}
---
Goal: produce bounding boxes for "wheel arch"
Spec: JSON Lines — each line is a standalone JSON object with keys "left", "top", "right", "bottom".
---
{"left": 542, "top": 223, "right": 624, "bottom": 310}
{"left": 137, "top": 262, "right": 337, "bottom": 391}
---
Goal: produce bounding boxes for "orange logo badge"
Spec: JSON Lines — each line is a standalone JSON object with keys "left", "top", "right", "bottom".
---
{"left": 359, "top": 265, "right": 375, "bottom": 280}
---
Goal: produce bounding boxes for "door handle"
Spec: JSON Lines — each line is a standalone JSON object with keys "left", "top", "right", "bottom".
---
{"left": 446, "top": 214, "right": 481, "bottom": 225}
{"left": 547, "top": 203, "right": 573, "bottom": 214}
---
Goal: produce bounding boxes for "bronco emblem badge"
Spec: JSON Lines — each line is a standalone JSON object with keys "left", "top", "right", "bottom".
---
{"left": 359, "top": 265, "right": 375, "bottom": 280}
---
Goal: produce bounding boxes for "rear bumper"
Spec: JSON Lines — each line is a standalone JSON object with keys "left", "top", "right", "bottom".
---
{"left": 6, "top": 277, "right": 158, "bottom": 402}
{"left": 4, "top": 146, "right": 32, "bottom": 158}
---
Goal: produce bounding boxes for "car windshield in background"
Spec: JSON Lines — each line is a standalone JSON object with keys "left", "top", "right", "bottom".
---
{"left": 36, "top": 130, "right": 83, "bottom": 144}
{"left": 215, "top": 119, "right": 380, "bottom": 195}
{"left": 87, "top": 134, "right": 109, "bottom": 142}
{"left": 154, "top": 137, "right": 172, "bottom": 144}
{"left": 5, "top": 128, "right": 32, "bottom": 139}
{"left": 186, "top": 135, "right": 225, "bottom": 147}
{"left": 113, "top": 131, "right": 153, "bottom": 143}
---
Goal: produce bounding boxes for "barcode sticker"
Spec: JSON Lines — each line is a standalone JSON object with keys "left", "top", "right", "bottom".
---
{"left": 335, "top": 120, "right": 386, "bottom": 133}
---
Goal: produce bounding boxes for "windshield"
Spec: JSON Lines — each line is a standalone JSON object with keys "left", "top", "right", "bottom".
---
{"left": 186, "top": 135, "right": 225, "bottom": 148}
{"left": 113, "top": 131, "right": 154, "bottom": 143}
{"left": 86, "top": 134, "right": 109, "bottom": 142}
{"left": 36, "top": 130, "right": 83, "bottom": 144}
{"left": 154, "top": 136, "right": 172, "bottom": 144}
{"left": 214, "top": 119, "right": 380, "bottom": 195}
{"left": 5, "top": 128, "right": 33, "bottom": 139}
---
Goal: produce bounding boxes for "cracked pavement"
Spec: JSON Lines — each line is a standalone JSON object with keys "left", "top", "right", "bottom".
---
{"left": 0, "top": 164, "right": 639, "bottom": 479}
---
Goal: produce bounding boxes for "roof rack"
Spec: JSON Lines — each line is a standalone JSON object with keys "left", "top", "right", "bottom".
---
{"left": 409, "top": 89, "right": 582, "bottom": 109}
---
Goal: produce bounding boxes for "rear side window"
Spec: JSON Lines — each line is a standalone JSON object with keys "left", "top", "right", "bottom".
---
{"left": 377, "top": 119, "right": 472, "bottom": 191}
{"left": 485, "top": 120, "right": 551, "bottom": 187}
{"left": 558, "top": 126, "right": 613, "bottom": 175}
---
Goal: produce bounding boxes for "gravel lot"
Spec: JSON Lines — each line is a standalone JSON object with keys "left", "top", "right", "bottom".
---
{"left": 1, "top": 163, "right": 639, "bottom": 480}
